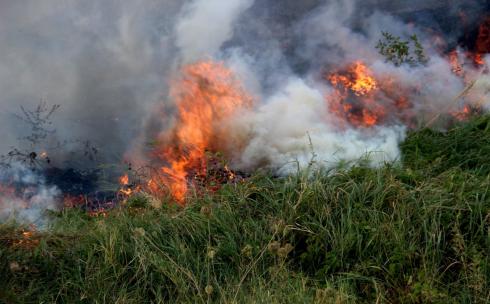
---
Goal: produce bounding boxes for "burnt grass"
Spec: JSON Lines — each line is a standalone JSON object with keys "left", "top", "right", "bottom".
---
{"left": 1, "top": 116, "right": 490, "bottom": 303}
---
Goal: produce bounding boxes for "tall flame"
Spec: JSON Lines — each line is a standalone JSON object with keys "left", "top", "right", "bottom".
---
{"left": 475, "top": 17, "right": 490, "bottom": 66}
{"left": 150, "top": 60, "right": 252, "bottom": 202}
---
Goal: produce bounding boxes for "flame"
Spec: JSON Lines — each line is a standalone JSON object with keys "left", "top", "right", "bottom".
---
{"left": 473, "top": 53, "right": 485, "bottom": 66}
{"left": 149, "top": 60, "right": 252, "bottom": 202}
{"left": 22, "top": 231, "right": 34, "bottom": 238}
{"left": 451, "top": 104, "right": 480, "bottom": 122}
{"left": 454, "top": 105, "right": 471, "bottom": 121}
{"left": 119, "top": 174, "right": 129, "bottom": 186}
{"left": 118, "top": 174, "right": 132, "bottom": 196}
{"left": 475, "top": 17, "right": 490, "bottom": 65}
{"left": 10, "top": 227, "right": 40, "bottom": 250}
{"left": 119, "top": 188, "right": 133, "bottom": 196}
{"left": 447, "top": 17, "right": 489, "bottom": 75}
{"left": 449, "top": 50, "right": 465, "bottom": 77}
{"left": 62, "top": 195, "right": 85, "bottom": 208}
{"left": 325, "top": 61, "right": 421, "bottom": 128}
{"left": 328, "top": 61, "right": 378, "bottom": 96}
{"left": 88, "top": 210, "right": 108, "bottom": 218}
{"left": 118, "top": 173, "right": 141, "bottom": 197}
{"left": 224, "top": 165, "right": 236, "bottom": 181}
{"left": 327, "top": 61, "right": 386, "bottom": 128}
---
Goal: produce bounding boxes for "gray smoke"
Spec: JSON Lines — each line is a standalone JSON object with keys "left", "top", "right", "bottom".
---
{"left": 0, "top": 0, "right": 183, "bottom": 165}
{"left": 0, "top": 0, "right": 488, "bottom": 206}
{"left": 218, "top": 0, "right": 489, "bottom": 172}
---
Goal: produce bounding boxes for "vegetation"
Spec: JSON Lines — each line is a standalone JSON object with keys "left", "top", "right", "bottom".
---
{"left": 1, "top": 116, "right": 490, "bottom": 303}
{"left": 376, "top": 32, "right": 428, "bottom": 67}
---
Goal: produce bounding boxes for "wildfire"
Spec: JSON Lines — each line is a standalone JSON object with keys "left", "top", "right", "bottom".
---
{"left": 10, "top": 227, "right": 40, "bottom": 250}
{"left": 117, "top": 173, "right": 137, "bottom": 196}
{"left": 63, "top": 195, "right": 85, "bottom": 208}
{"left": 327, "top": 61, "right": 386, "bottom": 128}
{"left": 119, "top": 174, "right": 129, "bottom": 186}
{"left": 149, "top": 60, "right": 252, "bottom": 202}
{"left": 449, "top": 50, "right": 465, "bottom": 77}
{"left": 328, "top": 61, "right": 378, "bottom": 96}
{"left": 451, "top": 105, "right": 472, "bottom": 121}
{"left": 475, "top": 17, "right": 490, "bottom": 65}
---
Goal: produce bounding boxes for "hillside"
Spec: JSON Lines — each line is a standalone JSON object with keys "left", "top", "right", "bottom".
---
{"left": 1, "top": 116, "right": 490, "bottom": 303}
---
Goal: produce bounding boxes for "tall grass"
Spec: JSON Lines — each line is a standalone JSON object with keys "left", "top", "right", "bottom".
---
{"left": 1, "top": 117, "right": 490, "bottom": 303}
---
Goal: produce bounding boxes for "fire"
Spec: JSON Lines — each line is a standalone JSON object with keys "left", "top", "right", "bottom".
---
{"left": 475, "top": 17, "right": 490, "bottom": 65}
{"left": 328, "top": 61, "right": 378, "bottom": 96}
{"left": 118, "top": 174, "right": 133, "bottom": 196}
{"left": 451, "top": 104, "right": 480, "bottom": 122}
{"left": 149, "top": 60, "right": 252, "bottom": 202}
{"left": 449, "top": 50, "right": 464, "bottom": 77}
{"left": 12, "top": 227, "right": 40, "bottom": 250}
{"left": 327, "top": 61, "right": 386, "bottom": 128}
{"left": 63, "top": 195, "right": 85, "bottom": 208}
{"left": 119, "top": 174, "right": 129, "bottom": 186}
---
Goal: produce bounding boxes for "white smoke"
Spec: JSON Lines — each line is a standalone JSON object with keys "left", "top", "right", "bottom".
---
{"left": 175, "top": 0, "right": 254, "bottom": 63}
{"left": 212, "top": 0, "right": 482, "bottom": 173}
{"left": 231, "top": 78, "right": 405, "bottom": 173}
{"left": 0, "top": 163, "right": 60, "bottom": 227}
{"left": 0, "top": 0, "right": 488, "bottom": 184}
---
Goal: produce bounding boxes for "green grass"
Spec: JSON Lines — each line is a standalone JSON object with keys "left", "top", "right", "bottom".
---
{"left": 1, "top": 116, "right": 490, "bottom": 303}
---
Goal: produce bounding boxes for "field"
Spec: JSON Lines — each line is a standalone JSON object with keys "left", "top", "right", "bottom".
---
{"left": 1, "top": 116, "right": 490, "bottom": 303}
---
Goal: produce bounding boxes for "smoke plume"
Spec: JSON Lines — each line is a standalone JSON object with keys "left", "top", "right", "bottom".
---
{"left": 1, "top": 0, "right": 490, "bottom": 221}
{"left": 175, "top": 0, "right": 254, "bottom": 63}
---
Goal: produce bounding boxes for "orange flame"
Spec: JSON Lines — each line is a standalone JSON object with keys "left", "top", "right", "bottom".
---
{"left": 327, "top": 61, "right": 385, "bottom": 128}
{"left": 150, "top": 60, "right": 252, "bottom": 202}
{"left": 451, "top": 104, "right": 479, "bottom": 122}
{"left": 475, "top": 17, "right": 490, "bottom": 65}
{"left": 119, "top": 174, "right": 129, "bottom": 186}
{"left": 448, "top": 50, "right": 465, "bottom": 77}
{"left": 328, "top": 61, "right": 378, "bottom": 96}
{"left": 118, "top": 173, "right": 141, "bottom": 197}
{"left": 13, "top": 228, "right": 40, "bottom": 249}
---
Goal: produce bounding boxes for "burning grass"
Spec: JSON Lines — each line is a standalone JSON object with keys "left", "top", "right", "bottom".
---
{"left": 1, "top": 116, "right": 490, "bottom": 303}
{"left": 148, "top": 60, "right": 253, "bottom": 203}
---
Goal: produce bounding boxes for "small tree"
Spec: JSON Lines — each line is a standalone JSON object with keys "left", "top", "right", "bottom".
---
{"left": 0, "top": 101, "right": 59, "bottom": 168}
{"left": 14, "top": 101, "right": 60, "bottom": 149}
{"left": 376, "top": 32, "right": 428, "bottom": 67}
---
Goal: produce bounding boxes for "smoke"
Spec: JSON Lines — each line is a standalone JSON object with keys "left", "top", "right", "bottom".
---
{"left": 0, "top": 0, "right": 489, "bottom": 207}
{"left": 230, "top": 78, "right": 405, "bottom": 173}
{"left": 0, "top": 163, "right": 60, "bottom": 227}
{"left": 217, "top": 0, "right": 488, "bottom": 172}
{"left": 0, "top": 0, "right": 183, "bottom": 165}
{"left": 175, "top": 0, "right": 254, "bottom": 63}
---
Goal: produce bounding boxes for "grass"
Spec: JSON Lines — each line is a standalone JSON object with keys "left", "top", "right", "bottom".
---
{"left": 1, "top": 116, "right": 490, "bottom": 303}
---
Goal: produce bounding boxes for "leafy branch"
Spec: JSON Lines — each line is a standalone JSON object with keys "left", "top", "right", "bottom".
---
{"left": 376, "top": 32, "right": 428, "bottom": 67}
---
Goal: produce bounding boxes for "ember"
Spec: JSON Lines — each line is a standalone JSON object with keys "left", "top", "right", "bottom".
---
{"left": 12, "top": 228, "right": 40, "bottom": 250}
